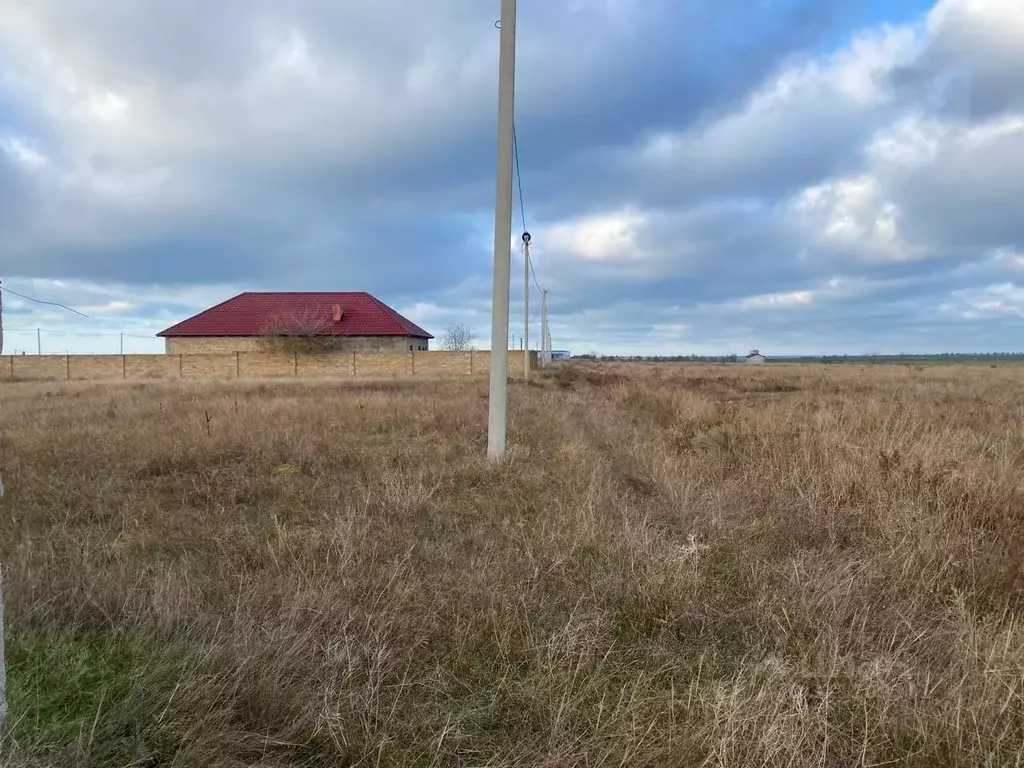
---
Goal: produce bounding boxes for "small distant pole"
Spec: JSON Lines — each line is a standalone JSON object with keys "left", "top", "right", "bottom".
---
{"left": 540, "top": 289, "right": 548, "bottom": 367}
{"left": 523, "top": 232, "right": 531, "bottom": 381}
{"left": 120, "top": 333, "right": 124, "bottom": 355}
{"left": 37, "top": 328, "right": 41, "bottom": 355}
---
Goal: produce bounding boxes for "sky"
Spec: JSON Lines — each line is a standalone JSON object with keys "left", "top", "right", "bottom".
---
{"left": 1, "top": 0, "right": 1023, "bottom": 356}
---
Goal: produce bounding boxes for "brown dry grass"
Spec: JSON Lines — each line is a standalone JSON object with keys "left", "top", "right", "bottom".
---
{"left": 1, "top": 363, "right": 1023, "bottom": 767}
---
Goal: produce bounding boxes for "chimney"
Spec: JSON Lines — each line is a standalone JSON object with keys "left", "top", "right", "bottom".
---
{"left": 332, "top": 304, "right": 343, "bottom": 322}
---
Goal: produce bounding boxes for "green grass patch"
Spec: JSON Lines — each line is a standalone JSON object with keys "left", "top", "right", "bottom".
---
{"left": 2, "top": 628, "right": 177, "bottom": 764}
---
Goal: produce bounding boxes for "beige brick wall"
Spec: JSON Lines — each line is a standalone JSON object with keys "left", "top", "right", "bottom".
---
{"left": 7, "top": 355, "right": 69, "bottom": 380}
{"left": 69, "top": 356, "right": 123, "bottom": 380}
{"left": 238, "top": 351, "right": 294, "bottom": 378}
{"left": 354, "top": 352, "right": 411, "bottom": 378}
{"left": 415, "top": 351, "right": 475, "bottom": 377}
{"left": 296, "top": 354, "right": 354, "bottom": 378}
{"left": 125, "top": 355, "right": 180, "bottom": 379}
{"left": 166, "top": 337, "right": 263, "bottom": 354}
{"left": 165, "top": 335, "right": 427, "bottom": 355}
{"left": 3, "top": 351, "right": 538, "bottom": 382}
{"left": 181, "top": 353, "right": 236, "bottom": 379}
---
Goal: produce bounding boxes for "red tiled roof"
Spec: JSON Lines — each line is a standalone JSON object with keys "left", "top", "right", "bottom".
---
{"left": 157, "top": 292, "right": 432, "bottom": 339}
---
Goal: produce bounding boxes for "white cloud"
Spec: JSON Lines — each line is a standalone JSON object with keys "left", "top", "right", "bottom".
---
{"left": 989, "top": 248, "right": 1024, "bottom": 270}
{"left": 1, "top": 137, "right": 48, "bottom": 169}
{"left": 638, "top": 24, "right": 918, "bottom": 182}
{"left": 739, "top": 290, "right": 814, "bottom": 310}
{"left": 865, "top": 114, "right": 944, "bottom": 167}
{"left": 543, "top": 209, "right": 649, "bottom": 261}
{"left": 944, "top": 283, "right": 1024, "bottom": 319}
{"left": 788, "top": 175, "right": 915, "bottom": 261}
{"left": 927, "top": 0, "right": 1024, "bottom": 57}
{"left": 79, "top": 300, "right": 135, "bottom": 315}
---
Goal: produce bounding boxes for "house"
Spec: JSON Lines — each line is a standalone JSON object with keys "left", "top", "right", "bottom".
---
{"left": 157, "top": 292, "right": 433, "bottom": 354}
{"left": 551, "top": 350, "right": 571, "bottom": 360}
{"left": 746, "top": 349, "right": 766, "bottom": 364}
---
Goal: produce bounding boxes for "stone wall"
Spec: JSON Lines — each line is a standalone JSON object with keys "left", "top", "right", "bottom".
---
{"left": 164, "top": 335, "right": 427, "bottom": 354}
{"left": 3, "top": 351, "right": 537, "bottom": 382}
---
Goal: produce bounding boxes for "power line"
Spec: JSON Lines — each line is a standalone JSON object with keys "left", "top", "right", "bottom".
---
{"left": 512, "top": 123, "right": 544, "bottom": 297}
{"left": 0, "top": 285, "right": 91, "bottom": 319}
{"left": 3, "top": 326, "right": 155, "bottom": 339}
{"left": 528, "top": 248, "right": 542, "bottom": 295}
{"left": 513, "top": 122, "right": 527, "bottom": 236}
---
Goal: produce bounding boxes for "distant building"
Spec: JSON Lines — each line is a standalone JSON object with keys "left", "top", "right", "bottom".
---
{"left": 746, "top": 349, "right": 766, "bottom": 364}
{"left": 157, "top": 292, "right": 433, "bottom": 354}
{"left": 551, "top": 350, "right": 571, "bottom": 360}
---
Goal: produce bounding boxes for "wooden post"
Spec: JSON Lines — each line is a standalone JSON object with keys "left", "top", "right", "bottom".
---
{"left": 8, "top": 356, "right": 13, "bottom": 379}
{"left": 122, "top": 354, "right": 127, "bottom": 379}
{"left": 65, "top": 353, "right": 70, "bottom": 380}
{"left": 410, "top": 350, "right": 415, "bottom": 377}
{"left": 293, "top": 351, "right": 298, "bottom": 377}
{"left": 235, "top": 350, "right": 240, "bottom": 378}
{"left": 351, "top": 352, "right": 356, "bottom": 377}
{"left": 179, "top": 354, "right": 183, "bottom": 378}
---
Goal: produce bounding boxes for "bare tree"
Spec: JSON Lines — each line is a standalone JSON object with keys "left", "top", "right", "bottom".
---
{"left": 440, "top": 322, "right": 476, "bottom": 351}
{"left": 259, "top": 312, "right": 337, "bottom": 354}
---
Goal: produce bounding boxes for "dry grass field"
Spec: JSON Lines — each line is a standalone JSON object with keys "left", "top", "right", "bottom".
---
{"left": 1, "top": 363, "right": 1023, "bottom": 767}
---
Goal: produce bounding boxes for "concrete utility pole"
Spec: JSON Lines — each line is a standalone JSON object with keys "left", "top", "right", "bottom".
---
{"left": 487, "top": 0, "right": 517, "bottom": 460}
{"left": 541, "top": 288, "right": 548, "bottom": 366}
{"left": 37, "top": 328, "right": 41, "bottom": 355}
{"left": 523, "top": 232, "right": 531, "bottom": 381}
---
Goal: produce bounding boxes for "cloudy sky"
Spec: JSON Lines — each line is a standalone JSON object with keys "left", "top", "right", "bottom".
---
{"left": 1, "top": 0, "right": 1022, "bottom": 355}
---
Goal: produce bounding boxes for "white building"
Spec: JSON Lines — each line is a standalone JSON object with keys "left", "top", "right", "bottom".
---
{"left": 745, "top": 349, "right": 766, "bottom": 364}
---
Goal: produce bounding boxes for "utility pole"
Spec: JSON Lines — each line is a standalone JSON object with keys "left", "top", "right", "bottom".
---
{"left": 541, "top": 288, "right": 548, "bottom": 367}
{"left": 487, "top": 0, "right": 517, "bottom": 460}
{"left": 120, "top": 333, "right": 124, "bottom": 355}
{"left": 523, "top": 232, "right": 531, "bottom": 380}
{"left": 37, "top": 328, "right": 41, "bottom": 355}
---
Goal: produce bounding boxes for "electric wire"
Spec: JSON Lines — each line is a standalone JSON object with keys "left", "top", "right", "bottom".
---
{"left": 0, "top": 285, "right": 91, "bottom": 318}
{"left": 512, "top": 123, "right": 544, "bottom": 297}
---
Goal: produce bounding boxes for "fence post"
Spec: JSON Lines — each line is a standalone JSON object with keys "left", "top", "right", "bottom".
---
{"left": 8, "top": 356, "right": 13, "bottom": 379}
{"left": 410, "top": 350, "right": 415, "bottom": 377}
{"left": 179, "top": 354, "right": 183, "bottom": 378}
{"left": 235, "top": 351, "right": 240, "bottom": 378}
{"left": 293, "top": 351, "right": 298, "bottom": 377}
{"left": 122, "top": 354, "right": 127, "bottom": 379}
{"left": 352, "top": 352, "right": 356, "bottom": 378}
{"left": 65, "top": 353, "right": 70, "bottom": 381}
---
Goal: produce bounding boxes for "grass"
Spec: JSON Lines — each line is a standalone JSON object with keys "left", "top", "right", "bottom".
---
{"left": 1, "top": 363, "right": 1023, "bottom": 766}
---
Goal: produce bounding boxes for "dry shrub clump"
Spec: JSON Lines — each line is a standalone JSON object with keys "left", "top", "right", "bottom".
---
{"left": 1, "top": 364, "right": 1023, "bottom": 766}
